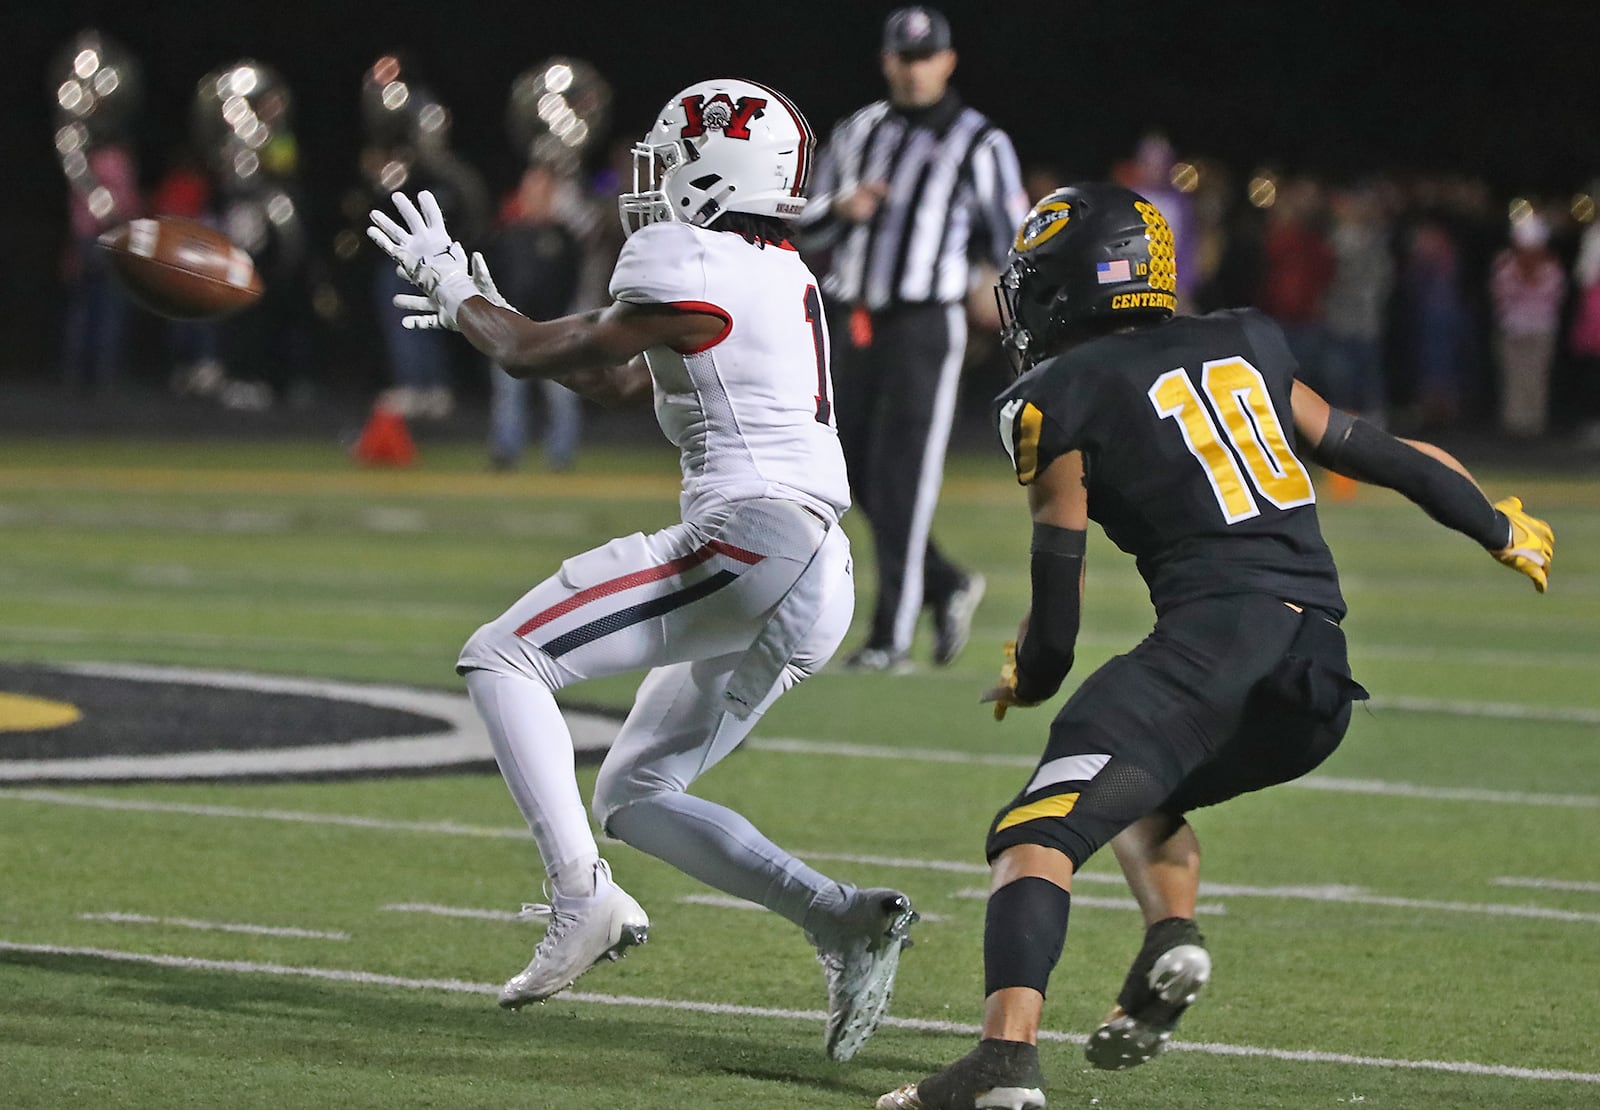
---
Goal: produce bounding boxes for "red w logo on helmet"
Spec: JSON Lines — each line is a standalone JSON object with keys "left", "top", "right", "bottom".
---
{"left": 679, "top": 94, "right": 768, "bottom": 140}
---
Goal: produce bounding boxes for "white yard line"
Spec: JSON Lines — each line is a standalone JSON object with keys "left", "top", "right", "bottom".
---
{"left": 380, "top": 903, "right": 523, "bottom": 922}
{"left": 0, "top": 789, "right": 528, "bottom": 838}
{"left": 948, "top": 890, "right": 1230, "bottom": 916}
{"left": 0, "top": 940, "right": 1594, "bottom": 1084}
{"left": 76, "top": 912, "right": 348, "bottom": 940}
{"left": 1367, "top": 695, "right": 1600, "bottom": 726}
{"left": 954, "top": 876, "right": 1600, "bottom": 923}
{"left": 672, "top": 893, "right": 949, "bottom": 923}
{"left": 745, "top": 739, "right": 1600, "bottom": 807}
{"left": 1492, "top": 877, "right": 1600, "bottom": 894}
{"left": 1288, "top": 777, "right": 1600, "bottom": 808}
{"left": 6, "top": 791, "right": 1589, "bottom": 926}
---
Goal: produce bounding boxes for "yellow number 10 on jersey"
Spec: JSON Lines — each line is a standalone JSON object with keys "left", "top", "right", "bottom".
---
{"left": 1148, "top": 358, "right": 1314, "bottom": 524}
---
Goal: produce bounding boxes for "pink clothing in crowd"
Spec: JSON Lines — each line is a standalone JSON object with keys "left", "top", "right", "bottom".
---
{"left": 69, "top": 145, "right": 141, "bottom": 238}
{"left": 1490, "top": 250, "right": 1565, "bottom": 336}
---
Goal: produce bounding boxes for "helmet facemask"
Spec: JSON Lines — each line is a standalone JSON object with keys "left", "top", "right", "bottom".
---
{"left": 995, "top": 257, "right": 1067, "bottom": 376}
{"left": 995, "top": 261, "right": 1033, "bottom": 376}
{"left": 618, "top": 140, "right": 683, "bottom": 237}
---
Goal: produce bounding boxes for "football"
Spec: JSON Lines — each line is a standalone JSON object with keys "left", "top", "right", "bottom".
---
{"left": 97, "top": 216, "right": 263, "bottom": 321}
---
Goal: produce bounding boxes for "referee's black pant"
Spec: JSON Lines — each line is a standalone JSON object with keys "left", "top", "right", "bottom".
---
{"left": 830, "top": 300, "right": 970, "bottom": 654}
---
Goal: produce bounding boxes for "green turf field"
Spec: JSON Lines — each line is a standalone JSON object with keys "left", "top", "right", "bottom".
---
{"left": 1, "top": 437, "right": 1596, "bottom": 1109}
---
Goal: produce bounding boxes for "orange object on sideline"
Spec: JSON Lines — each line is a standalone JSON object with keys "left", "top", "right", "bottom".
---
{"left": 1329, "top": 472, "right": 1359, "bottom": 501}
{"left": 353, "top": 404, "right": 417, "bottom": 467}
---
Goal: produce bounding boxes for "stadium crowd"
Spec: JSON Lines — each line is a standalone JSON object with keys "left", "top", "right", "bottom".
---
{"left": 54, "top": 28, "right": 1600, "bottom": 456}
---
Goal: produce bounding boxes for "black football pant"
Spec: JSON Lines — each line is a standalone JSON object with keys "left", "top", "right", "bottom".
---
{"left": 986, "top": 595, "right": 1366, "bottom": 869}
{"left": 830, "top": 301, "right": 969, "bottom": 654}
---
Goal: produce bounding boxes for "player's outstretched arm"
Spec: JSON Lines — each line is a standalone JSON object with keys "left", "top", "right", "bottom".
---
{"left": 982, "top": 451, "right": 1090, "bottom": 719}
{"left": 370, "top": 189, "right": 722, "bottom": 379}
{"left": 454, "top": 298, "right": 722, "bottom": 380}
{"left": 1291, "top": 381, "right": 1554, "bottom": 592}
{"left": 551, "top": 357, "right": 654, "bottom": 408}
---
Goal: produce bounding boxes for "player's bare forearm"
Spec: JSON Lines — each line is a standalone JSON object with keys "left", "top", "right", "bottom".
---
{"left": 458, "top": 298, "right": 723, "bottom": 381}
{"left": 457, "top": 302, "right": 618, "bottom": 379}
{"left": 553, "top": 357, "right": 654, "bottom": 408}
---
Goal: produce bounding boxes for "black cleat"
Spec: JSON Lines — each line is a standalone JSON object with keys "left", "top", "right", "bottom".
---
{"left": 1085, "top": 916, "right": 1210, "bottom": 1070}
{"left": 876, "top": 1039, "right": 1046, "bottom": 1109}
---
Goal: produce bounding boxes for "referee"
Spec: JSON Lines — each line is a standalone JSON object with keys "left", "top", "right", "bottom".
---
{"left": 797, "top": 6, "right": 1028, "bottom": 672}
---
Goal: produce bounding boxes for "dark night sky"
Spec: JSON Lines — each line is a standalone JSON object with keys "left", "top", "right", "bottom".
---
{"left": 2, "top": 0, "right": 1591, "bottom": 379}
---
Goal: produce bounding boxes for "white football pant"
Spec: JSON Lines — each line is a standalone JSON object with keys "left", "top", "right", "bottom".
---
{"left": 458, "top": 498, "right": 859, "bottom": 933}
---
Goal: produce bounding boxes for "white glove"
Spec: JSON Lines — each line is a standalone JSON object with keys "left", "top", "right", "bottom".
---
{"left": 393, "top": 252, "right": 519, "bottom": 331}
{"left": 367, "top": 190, "right": 476, "bottom": 325}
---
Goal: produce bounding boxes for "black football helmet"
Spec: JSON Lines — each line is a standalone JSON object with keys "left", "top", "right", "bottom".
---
{"left": 995, "top": 183, "right": 1177, "bottom": 373}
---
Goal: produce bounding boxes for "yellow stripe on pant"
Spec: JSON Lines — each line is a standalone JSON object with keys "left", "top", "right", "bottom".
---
{"left": 994, "top": 792, "right": 1080, "bottom": 835}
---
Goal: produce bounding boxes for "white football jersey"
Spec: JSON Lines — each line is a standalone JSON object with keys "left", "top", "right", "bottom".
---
{"left": 609, "top": 222, "right": 851, "bottom": 524}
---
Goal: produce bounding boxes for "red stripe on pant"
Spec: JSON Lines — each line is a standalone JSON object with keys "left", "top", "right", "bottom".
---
{"left": 515, "top": 538, "right": 764, "bottom": 638}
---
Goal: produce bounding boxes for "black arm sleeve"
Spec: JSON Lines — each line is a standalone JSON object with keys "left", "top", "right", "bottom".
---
{"left": 1014, "top": 522, "right": 1085, "bottom": 703}
{"left": 1311, "top": 410, "right": 1511, "bottom": 551}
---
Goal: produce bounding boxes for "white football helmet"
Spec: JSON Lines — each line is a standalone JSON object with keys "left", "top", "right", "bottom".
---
{"left": 619, "top": 77, "right": 813, "bottom": 237}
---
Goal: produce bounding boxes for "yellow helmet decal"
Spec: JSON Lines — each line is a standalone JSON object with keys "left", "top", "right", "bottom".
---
{"left": 1136, "top": 200, "right": 1177, "bottom": 293}
{"left": 1015, "top": 199, "right": 1073, "bottom": 253}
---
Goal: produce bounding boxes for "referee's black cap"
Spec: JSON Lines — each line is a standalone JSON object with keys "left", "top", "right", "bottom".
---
{"left": 882, "top": 7, "right": 952, "bottom": 56}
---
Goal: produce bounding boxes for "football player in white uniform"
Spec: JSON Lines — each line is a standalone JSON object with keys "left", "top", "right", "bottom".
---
{"left": 369, "top": 78, "right": 916, "bottom": 1061}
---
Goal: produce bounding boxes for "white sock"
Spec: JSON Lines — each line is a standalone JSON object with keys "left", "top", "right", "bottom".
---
{"left": 464, "top": 668, "right": 599, "bottom": 900}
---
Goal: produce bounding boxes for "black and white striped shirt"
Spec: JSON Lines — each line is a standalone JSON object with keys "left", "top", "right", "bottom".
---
{"left": 796, "top": 92, "right": 1028, "bottom": 311}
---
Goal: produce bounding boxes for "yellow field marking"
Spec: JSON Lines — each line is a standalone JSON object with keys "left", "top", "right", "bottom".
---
{"left": 0, "top": 693, "right": 82, "bottom": 732}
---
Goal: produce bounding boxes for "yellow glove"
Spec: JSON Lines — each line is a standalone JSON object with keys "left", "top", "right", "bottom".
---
{"left": 1492, "top": 497, "right": 1554, "bottom": 593}
{"left": 980, "top": 641, "right": 1043, "bottom": 721}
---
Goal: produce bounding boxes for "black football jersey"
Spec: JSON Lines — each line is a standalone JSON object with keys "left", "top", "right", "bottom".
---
{"left": 995, "top": 308, "right": 1346, "bottom": 617}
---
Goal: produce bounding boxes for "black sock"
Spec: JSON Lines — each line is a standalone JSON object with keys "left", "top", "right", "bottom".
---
{"left": 983, "top": 876, "right": 1072, "bottom": 997}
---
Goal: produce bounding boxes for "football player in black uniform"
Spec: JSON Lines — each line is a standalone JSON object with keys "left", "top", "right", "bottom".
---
{"left": 876, "top": 184, "right": 1554, "bottom": 1110}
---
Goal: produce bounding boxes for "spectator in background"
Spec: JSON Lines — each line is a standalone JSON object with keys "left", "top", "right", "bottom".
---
{"left": 1567, "top": 205, "right": 1600, "bottom": 449}
{"left": 1400, "top": 216, "right": 1471, "bottom": 427}
{"left": 1490, "top": 213, "right": 1565, "bottom": 437}
{"left": 1024, "top": 163, "right": 1068, "bottom": 205}
{"left": 486, "top": 163, "right": 586, "bottom": 471}
{"left": 1323, "top": 183, "right": 1395, "bottom": 423}
{"left": 152, "top": 145, "right": 225, "bottom": 399}
{"left": 192, "top": 60, "right": 321, "bottom": 411}
{"left": 360, "top": 55, "right": 490, "bottom": 421}
{"left": 1195, "top": 163, "right": 1264, "bottom": 314}
{"left": 53, "top": 30, "right": 141, "bottom": 395}
{"left": 796, "top": 5, "right": 1029, "bottom": 672}
{"left": 1258, "top": 178, "right": 1335, "bottom": 393}
{"left": 488, "top": 59, "right": 618, "bottom": 472}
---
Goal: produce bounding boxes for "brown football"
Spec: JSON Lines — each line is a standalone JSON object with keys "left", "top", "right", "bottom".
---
{"left": 98, "top": 216, "right": 263, "bottom": 320}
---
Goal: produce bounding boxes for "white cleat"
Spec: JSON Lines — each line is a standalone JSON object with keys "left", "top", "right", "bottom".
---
{"left": 814, "top": 889, "right": 918, "bottom": 1061}
{"left": 498, "top": 860, "right": 649, "bottom": 1009}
